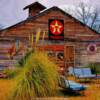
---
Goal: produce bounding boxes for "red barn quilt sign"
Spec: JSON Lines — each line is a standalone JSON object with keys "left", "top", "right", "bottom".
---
{"left": 49, "top": 19, "right": 64, "bottom": 40}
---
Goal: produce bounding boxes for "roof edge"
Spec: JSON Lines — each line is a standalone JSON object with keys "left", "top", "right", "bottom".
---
{"left": 0, "top": 6, "right": 99, "bottom": 35}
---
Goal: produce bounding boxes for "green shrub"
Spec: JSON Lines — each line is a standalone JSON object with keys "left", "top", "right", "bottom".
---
{"left": 85, "top": 62, "right": 100, "bottom": 74}
{"left": 9, "top": 51, "right": 59, "bottom": 100}
{"left": 3, "top": 68, "right": 21, "bottom": 79}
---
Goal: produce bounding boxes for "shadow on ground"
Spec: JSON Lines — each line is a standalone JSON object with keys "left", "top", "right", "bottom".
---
{"left": 57, "top": 89, "right": 85, "bottom": 98}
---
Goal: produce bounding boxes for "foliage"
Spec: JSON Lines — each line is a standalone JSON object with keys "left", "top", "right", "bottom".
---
{"left": 85, "top": 62, "right": 100, "bottom": 74}
{"left": 9, "top": 51, "right": 59, "bottom": 100}
{"left": 17, "top": 49, "right": 34, "bottom": 67}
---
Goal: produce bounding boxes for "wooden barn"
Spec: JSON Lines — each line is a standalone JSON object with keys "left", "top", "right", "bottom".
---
{"left": 0, "top": 2, "right": 100, "bottom": 71}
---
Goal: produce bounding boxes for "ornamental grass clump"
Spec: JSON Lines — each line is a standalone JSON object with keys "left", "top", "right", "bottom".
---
{"left": 9, "top": 51, "right": 59, "bottom": 100}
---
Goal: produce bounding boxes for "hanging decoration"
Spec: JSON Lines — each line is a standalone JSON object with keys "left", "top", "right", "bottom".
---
{"left": 87, "top": 44, "right": 97, "bottom": 54}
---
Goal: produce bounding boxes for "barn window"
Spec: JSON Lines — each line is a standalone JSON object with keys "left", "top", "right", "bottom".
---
{"left": 57, "top": 52, "right": 64, "bottom": 60}
{"left": 15, "top": 39, "right": 20, "bottom": 50}
{"left": 47, "top": 51, "right": 55, "bottom": 58}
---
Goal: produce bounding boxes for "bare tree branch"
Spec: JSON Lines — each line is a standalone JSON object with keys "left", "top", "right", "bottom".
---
{"left": 75, "top": 2, "right": 100, "bottom": 33}
{"left": 64, "top": 2, "right": 100, "bottom": 33}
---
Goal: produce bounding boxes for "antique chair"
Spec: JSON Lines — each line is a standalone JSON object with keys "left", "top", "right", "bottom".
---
{"left": 73, "top": 68, "right": 96, "bottom": 79}
{"left": 59, "top": 76, "right": 86, "bottom": 92}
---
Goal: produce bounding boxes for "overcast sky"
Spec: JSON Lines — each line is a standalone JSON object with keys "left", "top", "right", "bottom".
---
{"left": 0, "top": 0, "right": 100, "bottom": 28}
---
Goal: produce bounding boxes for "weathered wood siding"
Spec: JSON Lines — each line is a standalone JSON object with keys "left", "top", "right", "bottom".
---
{"left": 0, "top": 8, "right": 100, "bottom": 67}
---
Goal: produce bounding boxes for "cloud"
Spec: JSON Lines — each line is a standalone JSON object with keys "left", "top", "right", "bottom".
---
{"left": 0, "top": 0, "right": 99, "bottom": 28}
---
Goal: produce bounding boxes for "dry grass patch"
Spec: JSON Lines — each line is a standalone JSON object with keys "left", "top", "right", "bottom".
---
{"left": 0, "top": 79, "right": 100, "bottom": 100}
{"left": 0, "top": 79, "right": 14, "bottom": 100}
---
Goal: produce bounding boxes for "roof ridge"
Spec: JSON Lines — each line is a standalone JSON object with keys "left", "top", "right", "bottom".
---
{"left": 0, "top": 6, "right": 99, "bottom": 35}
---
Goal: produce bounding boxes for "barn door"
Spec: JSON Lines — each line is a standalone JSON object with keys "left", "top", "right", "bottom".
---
{"left": 64, "top": 46, "right": 75, "bottom": 69}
